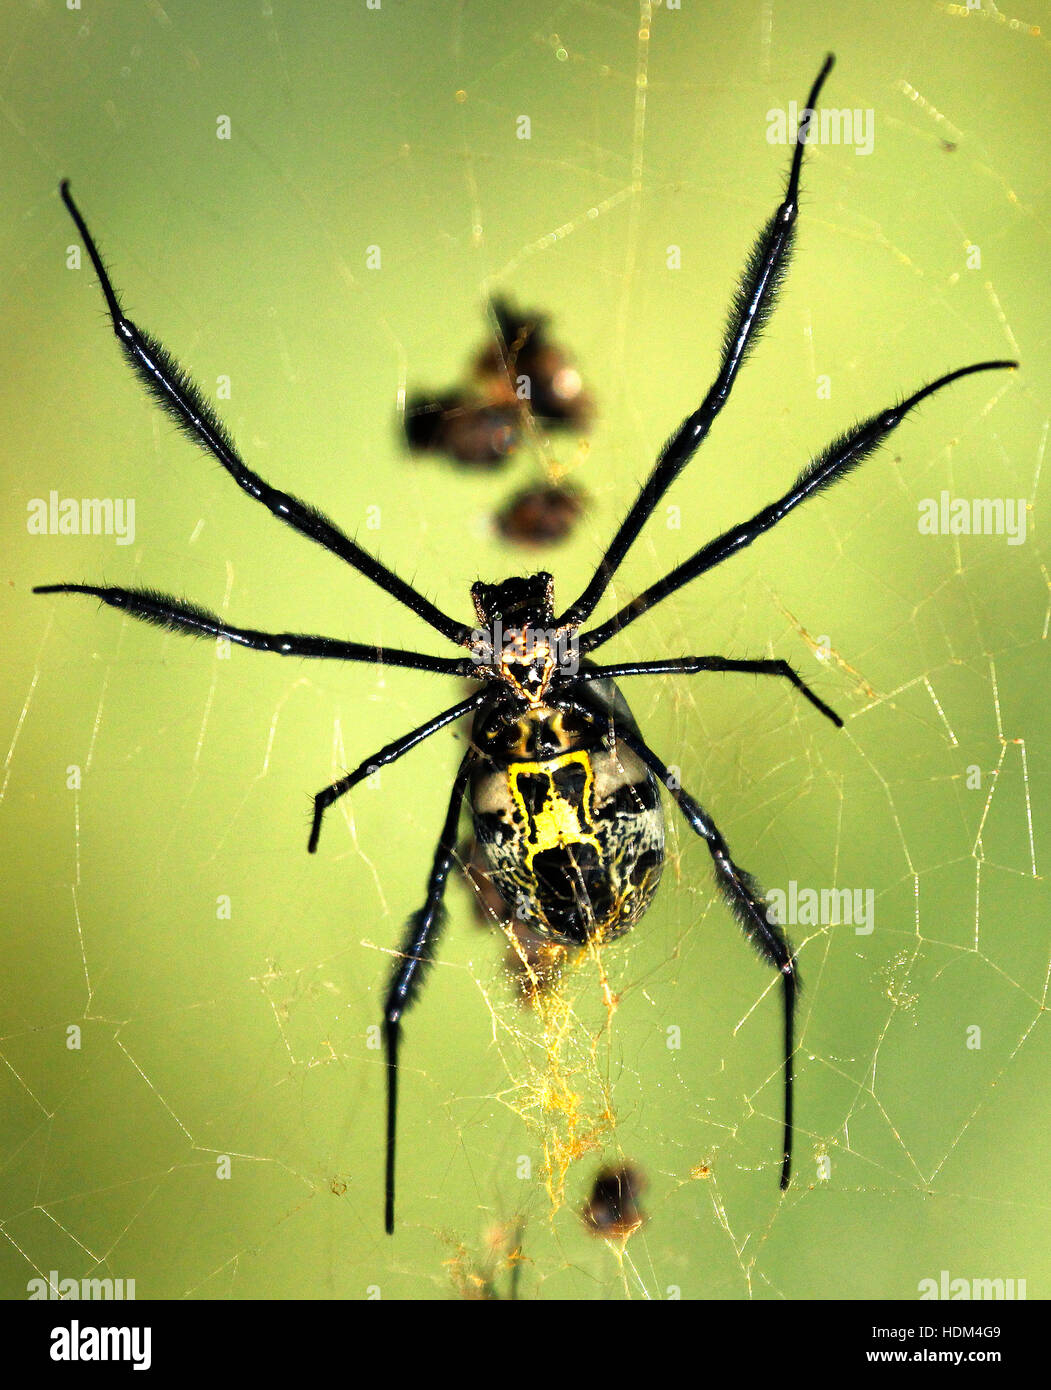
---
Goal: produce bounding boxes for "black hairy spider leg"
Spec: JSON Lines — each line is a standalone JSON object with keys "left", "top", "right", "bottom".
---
{"left": 550, "top": 687, "right": 799, "bottom": 1187}
{"left": 383, "top": 746, "right": 477, "bottom": 1233}
{"left": 557, "top": 54, "right": 835, "bottom": 631}
{"left": 308, "top": 690, "right": 491, "bottom": 853}
{"left": 581, "top": 359, "right": 1018, "bottom": 654}
{"left": 32, "top": 582, "right": 478, "bottom": 677}
{"left": 576, "top": 656, "right": 842, "bottom": 728}
{"left": 58, "top": 181, "right": 473, "bottom": 649}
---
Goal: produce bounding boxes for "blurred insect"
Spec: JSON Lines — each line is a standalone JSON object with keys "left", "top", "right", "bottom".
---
{"left": 403, "top": 300, "right": 592, "bottom": 545}
{"left": 403, "top": 298, "right": 592, "bottom": 467}
{"left": 36, "top": 55, "right": 1016, "bottom": 1234}
{"left": 474, "top": 298, "right": 593, "bottom": 431}
{"left": 582, "top": 1164, "right": 648, "bottom": 1238}
{"left": 496, "top": 481, "right": 587, "bottom": 547}
{"left": 404, "top": 392, "right": 518, "bottom": 467}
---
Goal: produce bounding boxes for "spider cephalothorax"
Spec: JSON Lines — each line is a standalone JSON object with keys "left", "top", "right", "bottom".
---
{"left": 469, "top": 572, "right": 580, "bottom": 706}
{"left": 37, "top": 54, "right": 1015, "bottom": 1233}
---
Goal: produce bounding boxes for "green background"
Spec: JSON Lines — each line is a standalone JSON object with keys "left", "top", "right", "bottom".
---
{"left": 1, "top": 0, "right": 1047, "bottom": 1300}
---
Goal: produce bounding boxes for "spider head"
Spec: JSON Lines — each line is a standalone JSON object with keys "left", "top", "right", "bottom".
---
{"left": 471, "top": 573, "right": 554, "bottom": 630}
{"left": 470, "top": 573, "right": 579, "bottom": 706}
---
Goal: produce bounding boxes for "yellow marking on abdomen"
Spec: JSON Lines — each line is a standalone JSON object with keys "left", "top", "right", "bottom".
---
{"left": 508, "top": 750, "right": 600, "bottom": 871}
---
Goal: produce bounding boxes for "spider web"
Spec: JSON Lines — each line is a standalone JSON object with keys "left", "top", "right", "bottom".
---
{"left": 1, "top": 0, "right": 1047, "bottom": 1301}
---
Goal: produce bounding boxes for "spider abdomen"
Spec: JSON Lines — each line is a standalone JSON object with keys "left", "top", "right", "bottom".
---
{"left": 470, "top": 689, "right": 665, "bottom": 947}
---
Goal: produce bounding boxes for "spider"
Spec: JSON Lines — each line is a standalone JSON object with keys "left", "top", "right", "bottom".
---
{"left": 36, "top": 54, "right": 1015, "bottom": 1234}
